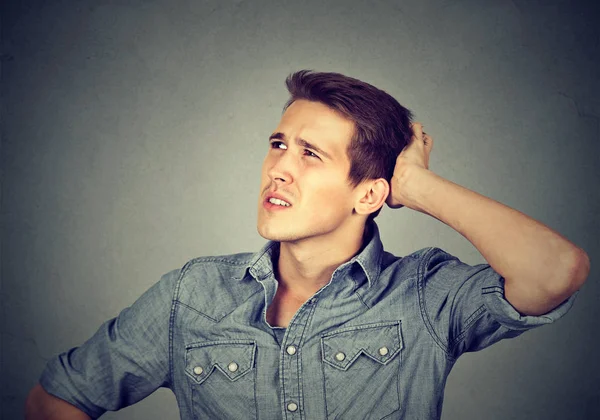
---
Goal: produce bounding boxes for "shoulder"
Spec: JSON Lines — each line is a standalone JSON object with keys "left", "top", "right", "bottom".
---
{"left": 374, "top": 247, "right": 440, "bottom": 282}
{"left": 383, "top": 246, "right": 449, "bottom": 263}
{"left": 380, "top": 246, "right": 449, "bottom": 273}
{"left": 411, "top": 246, "right": 502, "bottom": 304}
{"left": 411, "top": 246, "right": 457, "bottom": 263}
{"left": 181, "top": 252, "right": 255, "bottom": 278}
{"left": 384, "top": 246, "right": 484, "bottom": 292}
{"left": 177, "top": 251, "right": 256, "bottom": 290}
{"left": 174, "top": 252, "right": 262, "bottom": 321}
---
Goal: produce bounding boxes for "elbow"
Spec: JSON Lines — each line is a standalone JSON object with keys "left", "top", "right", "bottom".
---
{"left": 549, "top": 249, "right": 590, "bottom": 299}
{"left": 504, "top": 249, "right": 589, "bottom": 317}
{"left": 567, "top": 249, "right": 590, "bottom": 293}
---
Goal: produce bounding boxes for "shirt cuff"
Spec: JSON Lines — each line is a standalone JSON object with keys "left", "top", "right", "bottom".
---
{"left": 39, "top": 350, "right": 107, "bottom": 420}
{"left": 480, "top": 267, "right": 579, "bottom": 331}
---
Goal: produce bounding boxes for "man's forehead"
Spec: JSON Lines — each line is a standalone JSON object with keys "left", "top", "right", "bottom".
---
{"left": 277, "top": 100, "right": 355, "bottom": 145}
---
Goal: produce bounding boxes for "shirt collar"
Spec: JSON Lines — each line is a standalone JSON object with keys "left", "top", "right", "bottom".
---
{"left": 247, "top": 220, "right": 384, "bottom": 288}
{"left": 348, "top": 220, "right": 384, "bottom": 287}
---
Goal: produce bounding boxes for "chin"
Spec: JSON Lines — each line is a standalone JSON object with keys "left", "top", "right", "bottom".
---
{"left": 257, "top": 219, "right": 341, "bottom": 244}
{"left": 257, "top": 224, "right": 294, "bottom": 242}
{"left": 257, "top": 220, "right": 305, "bottom": 242}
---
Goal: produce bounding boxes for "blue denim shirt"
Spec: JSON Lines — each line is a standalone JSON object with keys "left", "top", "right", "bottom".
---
{"left": 40, "top": 221, "right": 578, "bottom": 419}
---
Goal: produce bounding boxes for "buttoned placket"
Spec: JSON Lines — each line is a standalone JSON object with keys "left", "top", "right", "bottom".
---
{"left": 278, "top": 297, "right": 318, "bottom": 419}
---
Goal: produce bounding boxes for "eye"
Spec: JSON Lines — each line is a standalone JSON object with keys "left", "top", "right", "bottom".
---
{"left": 270, "top": 141, "right": 287, "bottom": 150}
{"left": 304, "top": 149, "right": 320, "bottom": 159}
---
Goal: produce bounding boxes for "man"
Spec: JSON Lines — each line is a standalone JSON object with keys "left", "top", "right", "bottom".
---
{"left": 26, "top": 70, "right": 589, "bottom": 419}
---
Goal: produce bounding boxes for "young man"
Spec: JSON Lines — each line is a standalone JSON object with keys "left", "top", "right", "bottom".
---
{"left": 27, "top": 70, "right": 589, "bottom": 419}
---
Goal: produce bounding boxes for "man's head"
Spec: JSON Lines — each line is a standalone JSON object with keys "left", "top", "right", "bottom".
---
{"left": 257, "top": 70, "right": 413, "bottom": 243}
{"left": 284, "top": 70, "right": 414, "bottom": 214}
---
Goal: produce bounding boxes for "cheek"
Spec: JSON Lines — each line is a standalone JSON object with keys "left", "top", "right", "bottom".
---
{"left": 305, "top": 177, "right": 355, "bottom": 213}
{"left": 261, "top": 155, "right": 270, "bottom": 170}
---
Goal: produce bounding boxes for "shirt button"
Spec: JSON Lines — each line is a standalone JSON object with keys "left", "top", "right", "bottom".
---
{"left": 286, "top": 345, "right": 297, "bottom": 355}
{"left": 335, "top": 352, "right": 346, "bottom": 361}
{"left": 287, "top": 402, "right": 298, "bottom": 412}
{"left": 227, "top": 362, "right": 239, "bottom": 372}
{"left": 379, "top": 346, "right": 389, "bottom": 356}
{"left": 193, "top": 366, "right": 203, "bottom": 375}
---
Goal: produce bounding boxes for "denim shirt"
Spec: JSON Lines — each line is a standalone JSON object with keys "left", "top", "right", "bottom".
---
{"left": 40, "top": 222, "right": 578, "bottom": 419}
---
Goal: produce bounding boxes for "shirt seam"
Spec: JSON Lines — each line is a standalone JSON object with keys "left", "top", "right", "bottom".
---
{"left": 216, "top": 288, "right": 264, "bottom": 324}
{"left": 173, "top": 256, "right": 264, "bottom": 327}
{"left": 448, "top": 304, "right": 487, "bottom": 353}
{"left": 175, "top": 301, "right": 219, "bottom": 322}
{"left": 417, "top": 247, "right": 454, "bottom": 360}
{"left": 186, "top": 255, "right": 254, "bottom": 267}
{"left": 296, "top": 301, "right": 318, "bottom": 419}
{"left": 445, "top": 265, "right": 493, "bottom": 355}
{"left": 353, "top": 274, "right": 372, "bottom": 309}
{"left": 169, "top": 260, "right": 196, "bottom": 389}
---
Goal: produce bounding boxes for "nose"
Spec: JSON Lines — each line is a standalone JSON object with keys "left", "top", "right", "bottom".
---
{"left": 267, "top": 149, "right": 295, "bottom": 185}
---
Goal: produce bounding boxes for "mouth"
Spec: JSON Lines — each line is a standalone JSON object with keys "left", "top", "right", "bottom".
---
{"left": 263, "top": 194, "right": 292, "bottom": 211}
{"left": 267, "top": 197, "right": 291, "bottom": 207}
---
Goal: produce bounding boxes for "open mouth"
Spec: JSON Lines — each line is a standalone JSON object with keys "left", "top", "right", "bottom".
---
{"left": 264, "top": 195, "right": 292, "bottom": 210}
{"left": 267, "top": 197, "right": 291, "bottom": 207}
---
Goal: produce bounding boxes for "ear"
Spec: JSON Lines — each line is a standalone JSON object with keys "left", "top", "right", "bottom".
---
{"left": 354, "top": 178, "right": 390, "bottom": 216}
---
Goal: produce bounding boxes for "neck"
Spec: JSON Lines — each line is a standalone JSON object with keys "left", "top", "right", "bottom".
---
{"left": 275, "top": 221, "right": 370, "bottom": 299}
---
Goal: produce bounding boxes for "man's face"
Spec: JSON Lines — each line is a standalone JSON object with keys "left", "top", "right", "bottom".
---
{"left": 257, "top": 99, "right": 360, "bottom": 243}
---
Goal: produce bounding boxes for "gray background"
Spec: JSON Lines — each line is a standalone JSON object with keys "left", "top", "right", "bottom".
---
{"left": 2, "top": 0, "right": 598, "bottom": 419}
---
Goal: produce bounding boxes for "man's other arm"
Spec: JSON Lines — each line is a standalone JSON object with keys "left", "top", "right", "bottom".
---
{"left": 27, "top": 268, "right": 180, "bottom": 418}
{"left": 25, "top": 383, "right": 91, "bottom": 420}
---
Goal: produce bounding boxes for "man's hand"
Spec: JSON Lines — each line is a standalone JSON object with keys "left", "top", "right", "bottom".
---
{"left": 386, "top": 122, "right": 433, "bottom": 209}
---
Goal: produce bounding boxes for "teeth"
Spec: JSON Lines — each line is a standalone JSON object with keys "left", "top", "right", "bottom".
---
{"left": 269, "top": 197, "right": 290, "bottom": 207}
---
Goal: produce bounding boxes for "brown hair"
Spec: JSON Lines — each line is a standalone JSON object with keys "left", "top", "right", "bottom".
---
{"left": 283, "top": 70, "right": 414, "bottom": 220}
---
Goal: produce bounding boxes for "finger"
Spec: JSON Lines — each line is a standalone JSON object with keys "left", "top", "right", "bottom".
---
{"left": 422, "top": 132, "right": 433, "bottom": 148}
{"left": 411, "top": 122, "right": 424, "bottom": 139}
{"left": 422, "top": 132, "right": 428, "bottom": 143}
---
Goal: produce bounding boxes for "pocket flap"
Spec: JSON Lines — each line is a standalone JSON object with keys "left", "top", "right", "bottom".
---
{"left": 185, "top": 340, "right": 256, "bottom": 384}
{"left": 321, "top": 321, "right": 403, "bottom": 370}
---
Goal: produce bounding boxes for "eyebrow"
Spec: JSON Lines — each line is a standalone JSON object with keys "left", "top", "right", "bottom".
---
{"left": 268, "top": 132, "right": 333, "bottom": 160}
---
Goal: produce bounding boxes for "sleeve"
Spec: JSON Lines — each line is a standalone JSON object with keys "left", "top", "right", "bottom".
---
{"left": 418, "top": 247, "right": 579, "bottom": 360}
{"left": 38, "top": 268, "right": 181, "bottom": 419}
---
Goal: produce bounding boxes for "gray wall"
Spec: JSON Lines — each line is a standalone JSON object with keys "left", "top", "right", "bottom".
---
{"left": 2, "top": 0, "right": 598, "bottom": 419}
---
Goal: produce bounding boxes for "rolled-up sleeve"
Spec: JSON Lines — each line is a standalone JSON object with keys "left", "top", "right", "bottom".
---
{"left": 419, "top": 247, "right": 579, "bottom": 360}
{"left": 39, "top": 268, "right": 180, "bottom": 419}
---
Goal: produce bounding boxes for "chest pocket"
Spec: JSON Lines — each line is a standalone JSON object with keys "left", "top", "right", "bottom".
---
{"left": 321, "top": 321, "right": 403, "bottom": 420}
{"left": 185, "top": 340, "right": 257, "bottom": 419}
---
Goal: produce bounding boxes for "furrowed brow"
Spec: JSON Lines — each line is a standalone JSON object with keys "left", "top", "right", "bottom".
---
{"left": 297, "top": 138, "right": 332, "bottom": 160}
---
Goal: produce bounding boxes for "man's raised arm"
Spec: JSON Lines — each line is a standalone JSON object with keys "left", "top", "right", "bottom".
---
{"left": 386, "top": 123, "right": 590, "bottom": 316}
